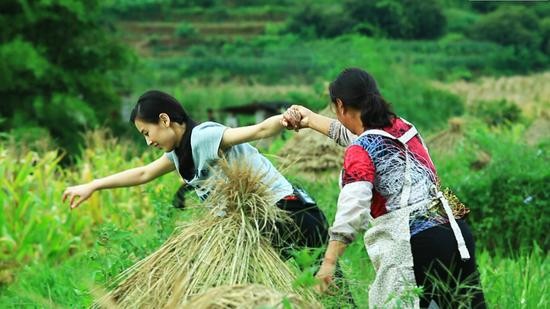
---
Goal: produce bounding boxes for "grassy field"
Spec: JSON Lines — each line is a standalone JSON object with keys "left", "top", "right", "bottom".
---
{"left": 2, "top": 3, "right": 549, "bottom": 308}
{"left": 1, "top": 121, "right": 548, "bottom": 307}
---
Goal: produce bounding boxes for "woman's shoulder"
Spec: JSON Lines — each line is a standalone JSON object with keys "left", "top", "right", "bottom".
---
{"left": 384, "top": 117, "right": 412, "bottom": 137}
{"left": 194, "top": 121, "right": 225, "bottom": 131}
{"left": 191, "top": 121, "right": 226, "bottom": 138}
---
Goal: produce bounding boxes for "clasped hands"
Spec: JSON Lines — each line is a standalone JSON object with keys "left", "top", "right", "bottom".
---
{"left": 280, "top": 105, "right": 311, "bottom": 131}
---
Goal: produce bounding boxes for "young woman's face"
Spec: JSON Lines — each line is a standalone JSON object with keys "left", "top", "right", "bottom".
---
{"left": 134, "top": 115, "right": 179, "bottom": 152}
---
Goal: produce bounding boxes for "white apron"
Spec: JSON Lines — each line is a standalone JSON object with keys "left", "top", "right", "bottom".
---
{"left": 360, "top": 126, "right": 470, "bottom": 308}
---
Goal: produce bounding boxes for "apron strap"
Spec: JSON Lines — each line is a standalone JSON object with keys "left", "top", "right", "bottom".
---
{"left": 435, "top": 189, "right": 471, "bottom": 260}
{"left": 398, "top": 126, "right": 418, "bottom": 144}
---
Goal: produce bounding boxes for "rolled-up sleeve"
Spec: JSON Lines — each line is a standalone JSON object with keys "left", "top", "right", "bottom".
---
{"left": 329, "top": 145, "right": 375, "bottom": 244}
{"left": 329, "top": 181, "right": 373, "bottom": 244}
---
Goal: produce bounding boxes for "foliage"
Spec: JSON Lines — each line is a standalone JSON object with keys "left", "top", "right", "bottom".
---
{"left": 2, "top": 2, "right": 549, "bottom": 307}
{"left": 467, "top": 6, "right": 549, "bottom": 72}
{"left": 0, "top": 130, "right": 179, "bottom": 287}
{"left": 389, "top": 82, "right": 465, "bottom": 132}
{"left": 435, "top": 124, "right": 549, "bottom": 252}
{"left": 541, "top": 18, "right": 550, "bottom": 55}
{"left": 344, "top": 0, "right": 446, "bottom": 39}
{"left": 0, "top": 0, "right": 134, "bottom": 156}
{"left": 477, "top": 245, "right": 549, "bottom": 308}
{"left": 284, "top": 0, "right": 446, "bottom": 40}
{"left": 469, "top": 99, "right": 523, "bottom": 127}
{"left": 174, "top": 21, "right": 198, "bottom": 38}
{"left": 284, "top": 2, "right": 354, "bottom": 38}
{"left": 444, "top": 8, "right": 480, "bottom": 34}
{"left": 469, "top": 6, "right": 540, "bottom": 49}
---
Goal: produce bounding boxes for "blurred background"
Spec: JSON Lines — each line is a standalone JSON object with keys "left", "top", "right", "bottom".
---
{"left": 1, "top": 0, "right": 548, "bottom": 307}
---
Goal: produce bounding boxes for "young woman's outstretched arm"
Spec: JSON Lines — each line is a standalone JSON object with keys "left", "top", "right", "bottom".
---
{"left": 219, "top": 115, "right": 286, "bottom": 150}
{"left": 62, "top": 155, "right": 175, "bottom": 209}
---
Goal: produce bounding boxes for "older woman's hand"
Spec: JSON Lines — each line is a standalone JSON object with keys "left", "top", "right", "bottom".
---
{"left": 281, "top": 105, "right": 312, "bottom": 131}
{"left": 314, "top": 259, "right": 338, "bottom": 294}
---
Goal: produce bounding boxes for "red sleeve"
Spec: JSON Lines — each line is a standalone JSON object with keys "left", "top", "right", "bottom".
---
{"left": 341, "top": 145, "right": 375, "bottom": 186}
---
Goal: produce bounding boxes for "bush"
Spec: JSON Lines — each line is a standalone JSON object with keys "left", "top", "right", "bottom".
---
{"left": 444, "top": 8, "right": 480, "bottom": 34}
{"left": 345, "top": 0, "right": 446, "bottom": 39}
{"left": 435, "top": 125, "right": 549, "bottom": 252}
{"left": 467, "top": 6, "right": 550, "bottom": 71}
{"left": 468, "top": 6, "right": 541, "bottom": 50}
{"left": 175, "top": 22, "right": 198, "bottom": 38}
{"left": 285, "top": 2, "right": 354, "bottom": 38}
{"left": 541, "top": 18, "right": 550, "bottom": 55}
{"left": 469, "top": 99, "right": 523, "bottom": 127}
{"left": 0, "top": 1, "right": 133, "bottom": 157}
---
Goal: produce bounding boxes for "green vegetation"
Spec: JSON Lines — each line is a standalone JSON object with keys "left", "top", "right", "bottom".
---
{"left": 435, "top": 124, "right": 549, "bottom": 252}
{"left": 0, "top": 1, "right": 134, "bottom": 156}
{"left": 1, "top": 0, "right": 548, "bottom": 307}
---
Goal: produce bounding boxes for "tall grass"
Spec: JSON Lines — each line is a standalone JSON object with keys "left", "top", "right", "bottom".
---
{"left": 0, "top": 129, "right": 179, "bottom": 287}
{"left": 478, "top": 245, "right": 548, "bottom": 308}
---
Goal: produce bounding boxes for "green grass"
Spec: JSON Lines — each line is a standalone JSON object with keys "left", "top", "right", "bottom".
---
{"left": 1, "top": 155, "right": 547, "bottom": 308}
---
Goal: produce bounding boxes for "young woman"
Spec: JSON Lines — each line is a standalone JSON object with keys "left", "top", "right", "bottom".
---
{"left": 62, "top": 90, "right": 328, "bottom": 256}
{"left": 282, "top": 68, "right": 486, "bottom": 308}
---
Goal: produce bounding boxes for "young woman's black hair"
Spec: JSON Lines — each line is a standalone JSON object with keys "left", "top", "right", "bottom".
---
{"left": 329, "top": 68, "right": 396, "bottom": 129}
{"left": 130, "top": 90, "right": 197, "bottom": 180}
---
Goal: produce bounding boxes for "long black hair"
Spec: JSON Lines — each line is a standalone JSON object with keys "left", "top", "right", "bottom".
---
{"left": 329, "top": 68, "right": 396, "bottom": 129}
{"left": 130, "top": 90, "right": 197, "bottom": 180}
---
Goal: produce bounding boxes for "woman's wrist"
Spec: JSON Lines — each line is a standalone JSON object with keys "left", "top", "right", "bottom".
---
{"left": 89, "top": 180, "right": 101, "bottom": 191}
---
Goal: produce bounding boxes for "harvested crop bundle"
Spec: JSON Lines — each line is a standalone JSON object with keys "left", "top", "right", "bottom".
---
{"left": 426, "top": 117, "right": 466, "bottom": 156}
{"left": 179, "top": 284, "right": 320, "bottom": 309}
{"left": 93, "top": 159, "right": 319, "bottom": 308}
{"left": 279, "top": 107, "right": 344, "bottom": 173}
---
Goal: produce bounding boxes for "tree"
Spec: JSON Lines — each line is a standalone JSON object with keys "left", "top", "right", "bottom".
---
{"left": 0, "top": 0, "right": 133, "bottom": 156}
{"left": 344, "top": 0, "right": 446, "bottom": 39}
{"left": 469, "top": 6, "right": 540, "bottom": 49}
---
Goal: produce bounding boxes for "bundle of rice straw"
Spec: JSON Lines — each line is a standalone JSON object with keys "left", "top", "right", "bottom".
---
{"left": 94, "top": 159, "right": 320, "bottom": 308}
{"left": 180, "top": 284, "right": 317, "bottom": 309}
{"left": 427, "top": 117, "right": 492, "bottom": 170}
{"left": 425, "top": 117, "right": 466, "bottom": 156}
{"left": 279, "top": 107, "right": 344, "bottom": 173}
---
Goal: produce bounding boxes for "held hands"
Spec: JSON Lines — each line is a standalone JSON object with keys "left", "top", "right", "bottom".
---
{"left": 62, "top": 183, "right": 95, "bottom": 209}
{"left": 280, "top": 105, "right": 312, "bottom": 131}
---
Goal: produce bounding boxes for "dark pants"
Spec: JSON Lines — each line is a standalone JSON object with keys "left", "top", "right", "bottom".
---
{"left": 411, "top": 220, "right": 486, "bottom": 308}
{"left": 275, "top": 198, "right": 329, "bottom": 253}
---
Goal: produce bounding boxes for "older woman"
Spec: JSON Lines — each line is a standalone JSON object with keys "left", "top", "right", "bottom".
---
{"left": 283, "top": 68, "right": 485, "bottom": 308}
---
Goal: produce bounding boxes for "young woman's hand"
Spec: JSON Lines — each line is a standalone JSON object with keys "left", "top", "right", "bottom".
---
{"left": 62, "top": 183, "right": 96, "bottom": 209}
{"left": 281, "top": 105, "right": 313, "bottom": 131}
{"left": 314, "top": 260, "right": 337, "bottom": 294}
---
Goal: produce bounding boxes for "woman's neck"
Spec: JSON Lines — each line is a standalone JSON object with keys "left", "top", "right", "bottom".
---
{"left": 172, "top": 123, "right": 186, "bottom": 147}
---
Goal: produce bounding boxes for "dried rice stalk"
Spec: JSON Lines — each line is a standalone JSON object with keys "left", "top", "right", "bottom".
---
{"left": 279, "top": 107, "right": 344, "bottom": 173}
{"left": 93, "top": 159, "right": 320, "bottom": 308}
{"left": 180, "top": 284, "right": 320, "bottom": 309}
{"left": 426, "top": 117, "right": 466, "bottom": 156}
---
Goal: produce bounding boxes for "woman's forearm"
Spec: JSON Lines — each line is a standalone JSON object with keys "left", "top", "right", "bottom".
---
{"left": 90, "top": 167, "right": 148, "bottom": 190}
{"left": 257, "top": 115, "right": 285, "bottom": 139}
{"left": 220, "top": 115, "right": 284, "bottom": 149}
{"left": 323, "top": 240, "right": 348, "bottom": 264}
{"left": 306, "top": 112, "right": 334, "bottom": 137}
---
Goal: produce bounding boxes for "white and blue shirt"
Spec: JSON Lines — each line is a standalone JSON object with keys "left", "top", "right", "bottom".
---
{"left": 165, "top": 122, "right": 292, "bottom": 203}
